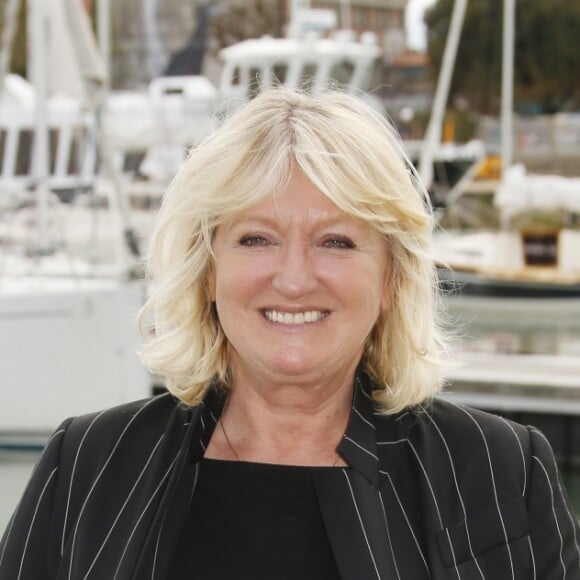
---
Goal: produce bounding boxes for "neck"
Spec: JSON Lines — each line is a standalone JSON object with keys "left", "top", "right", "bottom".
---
{"left": 207, "top": 364, "right": 357, "bottom": 466}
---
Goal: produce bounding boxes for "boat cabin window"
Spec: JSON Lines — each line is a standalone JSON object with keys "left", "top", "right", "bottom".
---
{"left": 230, "top": 66, "right": 241, "bottom": 86}
{"left": 521, "top": 229, "right": 559, "bottom": 267}
{"left": 273, "top": 63, "right": 288, "bottom": 84}
{"left": 16, "top": 129, "right": 33, "bottom": 176}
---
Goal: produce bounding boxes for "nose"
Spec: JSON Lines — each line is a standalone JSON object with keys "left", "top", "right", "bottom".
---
{"left": 271, "top": 241, "right": 317, "bottom": 298}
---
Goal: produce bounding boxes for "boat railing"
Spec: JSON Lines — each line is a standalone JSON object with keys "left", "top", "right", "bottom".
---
{"left": 0, "top": 104, "right": 97, "bottom": 199}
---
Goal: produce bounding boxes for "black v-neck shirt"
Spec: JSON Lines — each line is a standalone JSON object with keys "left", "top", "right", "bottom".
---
{"left": 169, "top": 459, "right": 342, "bottom": 579}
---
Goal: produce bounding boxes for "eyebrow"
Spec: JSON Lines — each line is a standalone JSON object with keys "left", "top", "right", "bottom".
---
{"left": 226, "top": 212, "right": 359, "bottom": 231}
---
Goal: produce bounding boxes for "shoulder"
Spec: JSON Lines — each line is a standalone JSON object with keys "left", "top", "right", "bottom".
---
{"left": 375, "top": 397, "right": 533, "bottom": 494}
{"left": 55, "top": 393, "right": 192, "bottom": 477}
{"left": 403, "top": 396, "right": 530, "bottom": 454}
{"left": 63, "top": 392, "right": 185, "bottom": 442}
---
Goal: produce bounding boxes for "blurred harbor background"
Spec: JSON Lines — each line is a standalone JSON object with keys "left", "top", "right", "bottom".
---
{"left": 1, "top": 0, "right": 579, "bottom": 530}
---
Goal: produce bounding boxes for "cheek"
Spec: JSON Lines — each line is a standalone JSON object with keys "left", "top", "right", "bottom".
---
{"left": 360, "top": 268, "right": 391, "bottom": 316}
{"left": 213, "top": 256, "right": 270, "bottom": 300}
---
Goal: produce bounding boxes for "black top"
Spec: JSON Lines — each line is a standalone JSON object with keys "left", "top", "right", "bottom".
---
{"left": 169, "top": 459, "right": 342, "bottom": 579}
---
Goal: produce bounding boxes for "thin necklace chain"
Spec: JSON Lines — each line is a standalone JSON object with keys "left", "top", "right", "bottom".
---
{"left": 219, "top": 414, "right": 340, "bottom": 467}
{"left": 219, "top": 417, "right": 240, "bottom": 461}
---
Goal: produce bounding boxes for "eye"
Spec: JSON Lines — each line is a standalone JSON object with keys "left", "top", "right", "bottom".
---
{"left": 238, "top": 234, "right": 271, "bottom": 247}
{"left": 322, "top": 236, "right": 356, "bottom": 249}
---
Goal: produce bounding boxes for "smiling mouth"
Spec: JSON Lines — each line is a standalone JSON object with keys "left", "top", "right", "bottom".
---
{"left": 263, "top": 310, "right": 329, "bottom": 325}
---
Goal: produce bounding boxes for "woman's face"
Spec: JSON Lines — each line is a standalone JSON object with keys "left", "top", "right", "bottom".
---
{"left": 210, "top": 170, "right": 391, "bottom": 386}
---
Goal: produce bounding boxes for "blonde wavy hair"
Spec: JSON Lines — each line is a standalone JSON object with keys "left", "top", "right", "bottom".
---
{"left": 139, "top": 87, "right": 449, "bottom": 414}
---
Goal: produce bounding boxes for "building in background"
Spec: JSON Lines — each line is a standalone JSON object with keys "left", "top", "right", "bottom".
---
{"left": 309, "top": 0, "right": 408, "bottom": 65}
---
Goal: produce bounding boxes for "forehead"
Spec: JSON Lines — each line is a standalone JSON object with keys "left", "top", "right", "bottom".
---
{"left": 223, "top": 199, "right": 364, "bottom": 241}
{"left": 222, "top": 171, "right": 358, "bottom": 228}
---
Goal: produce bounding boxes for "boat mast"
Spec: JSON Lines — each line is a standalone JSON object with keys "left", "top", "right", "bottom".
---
{"left": 28, "top": 0, "right": 51, "bottom": 254}
{"left": 96, "top": 0, "right": 111, "bottom": 89}
{"left": 501, "top": 0, "right": 515, "bottom": 177}
{"left": 418, "top": 0, "right": 468, "bottom": 190}
{"left": 340, "top": 0, "right": 352, "bottom": 30}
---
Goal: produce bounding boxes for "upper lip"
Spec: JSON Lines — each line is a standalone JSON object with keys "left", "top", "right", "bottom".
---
{"left": 261, "top": 306, "right": 330, "bottom": 313}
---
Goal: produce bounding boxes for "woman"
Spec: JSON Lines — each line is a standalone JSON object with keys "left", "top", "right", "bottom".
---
{"left": 1, "top": 88, "right": 579, "bottom": 579}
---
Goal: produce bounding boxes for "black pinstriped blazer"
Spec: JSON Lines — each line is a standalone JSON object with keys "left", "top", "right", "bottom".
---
{"left": 1, "top": 371, "right": 579, "bottom": 579}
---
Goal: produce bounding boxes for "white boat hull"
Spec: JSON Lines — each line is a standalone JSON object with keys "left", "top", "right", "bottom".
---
{"left": 0, "top": 279, "right": 151, "bottom": 432}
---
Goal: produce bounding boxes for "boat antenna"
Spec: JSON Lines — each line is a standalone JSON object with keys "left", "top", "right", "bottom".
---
{"left": 418, "top": 0, "right": 468, "bottom": 191}
{"left": 95, "top": 0, "right": 111, "bottom": 90}
{"left": 28, "top": 0, "right": 52, "bottom": 255}
{"left": 500, "top": 0, "right": 515, "bottom": 178}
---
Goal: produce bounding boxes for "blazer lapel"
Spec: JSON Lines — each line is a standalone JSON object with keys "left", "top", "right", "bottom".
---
{"left": 314, "top": 468, "right": 397, "bottom": 580}
{"left": 125, "top": 405, "right": 198, "bottom": 580}
{"left": 318, "top": 372, "right": 433, "bottom": 580}
{"left": 131, "top": 389, "right": 225, "bottom": 580}
{"left": 312, "top": 374, "right": 396, "bottom": 579}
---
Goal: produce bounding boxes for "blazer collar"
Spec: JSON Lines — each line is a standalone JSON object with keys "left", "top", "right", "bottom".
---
{"left": 337, "top": 370, "right": 381, "bottom": 488}
{"left": 189, "top": 369, "right": 381, "bottom": 487}
{"left": 190, "top": 384, "right": 227, "bottom": 463}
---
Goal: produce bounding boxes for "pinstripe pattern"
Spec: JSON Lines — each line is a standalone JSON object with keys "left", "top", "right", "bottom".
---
{"left": 80, "top": 434, "right": 166, "bottom": 580}
{"left": 1, "top": 372, "right": 579, "bottom": 579}
{"left": 499, "top": 417, "right": 528, "bottom": 496}
{"left": 445, "top": 528, "right": 461, "bottom": 579}
{"left": 380, "top": 469, "right": 430, "bottom": 574}
{"left": 424, "top": 412, "right": 486, "bottom": 579}
{"left": 16, "top": 467, "right": 58, "bottom": 580}
{"left": 457, "top": 406, "right": 515, "bottom": 577}
{"left": 342, "top": 470, "right": 382, "bottom": 579}
{"left": 375, "top": 479, "right": 403, "bottom": 580}
{"left": 61, "top": 410, "right": 107, "bottom": 556}
{"left": 112, "top": 450, "right": 183, "bottom": 580}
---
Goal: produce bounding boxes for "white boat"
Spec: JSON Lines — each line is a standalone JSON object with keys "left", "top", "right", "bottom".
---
{"left": 0, "top": 1, "right": 386, "bottom": 436}
{"left": 0, "top": 0, "right": 151, "bottom": 436}
{"left": 435, "top": 164, "right": 580, "bottom": 298}
{"left": 420, "top": 0, "right": 580, "bottom": 398}
{"left": 423, "top": 0, "right": 580, "bottom": 300}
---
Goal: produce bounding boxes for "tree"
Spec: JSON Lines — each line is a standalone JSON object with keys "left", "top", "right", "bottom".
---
{"left": 425, "top": 0, "right": 580, "bottom": 114}
{"left": 0, "top": 0, "right": 27, "bottom": 77}
{"left": 209, "top": 0, "right": 284, "bottom": 52}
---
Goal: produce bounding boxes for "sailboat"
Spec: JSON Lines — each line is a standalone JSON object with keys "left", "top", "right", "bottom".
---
{"left": 0, "top": 0, "right": 386, "bottom": 436}
{"left": 424, "top": 0, "right": 580, "bottom": 299}
{"left": 0, "top": 0, "right": 150, "bottom": 436}
{"left": 423, "top": 0, "right": 580, "bottom": 399}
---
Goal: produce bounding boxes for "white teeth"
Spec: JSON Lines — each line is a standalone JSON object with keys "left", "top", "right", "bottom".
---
{"left": 264, "top": 310, "right": 327, "bottom": 325}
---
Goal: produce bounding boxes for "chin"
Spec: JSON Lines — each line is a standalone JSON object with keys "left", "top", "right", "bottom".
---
{"left": 267, "top": 353, "right": 322, "bottom": 377}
